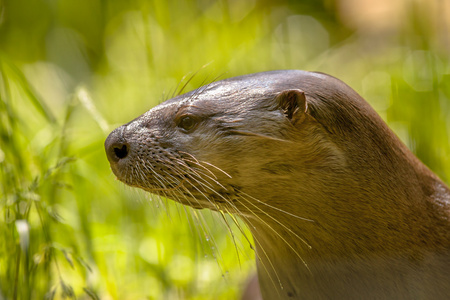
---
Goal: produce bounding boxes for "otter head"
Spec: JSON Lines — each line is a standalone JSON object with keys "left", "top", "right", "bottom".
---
{"left": 105, "top": 71, "right": 347, "bottom": 216}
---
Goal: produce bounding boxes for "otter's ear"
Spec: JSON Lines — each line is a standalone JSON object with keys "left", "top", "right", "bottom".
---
{"left": 275, "top": 89, "right": 307, "bottom": 124}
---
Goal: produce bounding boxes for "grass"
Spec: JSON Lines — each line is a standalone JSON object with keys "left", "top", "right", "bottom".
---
{"left": 0, "top": 0, "right": 449, "bottom": 299}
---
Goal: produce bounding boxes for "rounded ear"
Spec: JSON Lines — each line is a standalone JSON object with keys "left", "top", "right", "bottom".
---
{"left": 275, "top": 89, "right": 308, "bottom": 124}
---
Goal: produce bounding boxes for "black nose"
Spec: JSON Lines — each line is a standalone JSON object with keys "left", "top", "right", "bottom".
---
{"left": 105, "top": 127, "right": 130, "bottom": 163}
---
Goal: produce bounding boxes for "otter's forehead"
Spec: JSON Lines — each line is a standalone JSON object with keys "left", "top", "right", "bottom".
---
{"left": 149, "top": 70, "right": 329, "bottom": 114}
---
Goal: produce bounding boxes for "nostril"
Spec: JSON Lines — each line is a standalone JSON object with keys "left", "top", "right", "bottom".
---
{"left": 113, "top": 144, "right": 129, "bottom": 159}
{"left": 105, "top": 127, "right": 130, "bottom": 163}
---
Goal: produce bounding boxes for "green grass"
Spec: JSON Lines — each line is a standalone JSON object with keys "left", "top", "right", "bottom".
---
{"left": 0, "top": 52, "right": 255, "bottom": 299}
{"left": 1, "top": 0, "right": 449, "bottom": 299}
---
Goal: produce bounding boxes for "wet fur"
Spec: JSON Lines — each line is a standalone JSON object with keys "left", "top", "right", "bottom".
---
{"left": 105, "top": 70, "right": 450, "bottom": 299}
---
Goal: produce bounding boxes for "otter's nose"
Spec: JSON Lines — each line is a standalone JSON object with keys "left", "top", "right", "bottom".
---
{"left": 105, "top": 127, "right": 130, "bottom": 164}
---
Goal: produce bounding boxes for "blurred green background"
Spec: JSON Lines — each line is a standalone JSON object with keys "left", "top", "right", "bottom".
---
{"left": 0, "top": 0, "right": 449, "bottom": 299}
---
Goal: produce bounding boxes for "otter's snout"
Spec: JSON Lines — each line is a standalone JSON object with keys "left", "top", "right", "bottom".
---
{"left": 105, "top": 127, "right": 130, "bottom": 165}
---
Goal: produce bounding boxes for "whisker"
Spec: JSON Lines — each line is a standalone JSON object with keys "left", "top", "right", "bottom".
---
{"left": 176, "top": 156, "right": 218, "bottom": 180}
{"left": 209, "top": 196, "right": 284, "bottom": 293}
{"left": 139, "top": 158, "right": 186, "bottom": 192}
{"left": 197, "top": 160, "right": 232, "bottom": 179}
{"left": 237, "top": 208, "right": 284, "bottom": 293}
{"left": 185, "top": 71, "right": 225, "bottom": 103}
{"left": 134, "top": 148, "right": 295, "bottom": 293}
{"left": 138, "top": 157, "right": 169, "bottom": 187}
{"left": 223, "top": 208, "right": 254, "bottom": 251}
{"left": 174, "top": 164, "right": 231, "bottom": 193}
{"left": 177, "top": 69, "right": 203, "bottom": 97}
{"left": 172, "top": 74, "right": 189, "bottom": 98}
{"left": 238, "top": 195, "right": 311, "bottom": 271}
{"left": 169, "top": 163, "right": 217, "bottom": 189}
{"left": 219, "top": 200, "right": 283, "bottom": 291}
{"left": 218, "top": 208, "right": 243, "bottom": 267}
{"left": 240, "top": 191, "right": 313, "bottom": 222}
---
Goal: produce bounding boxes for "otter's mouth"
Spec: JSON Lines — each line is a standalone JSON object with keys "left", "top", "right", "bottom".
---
{"left": 139, "top": 178, "right": 187, "bottom": 193}
{"left": 144, "top": 180, "right": 238, "bottom": 211}
{"left": 113, "top": 168, "right": 236, "bottom": 211}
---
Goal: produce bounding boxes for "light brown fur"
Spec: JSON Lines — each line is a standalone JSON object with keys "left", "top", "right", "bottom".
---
{"left": 105, "top": 70, "right": 450, "bottom": 299}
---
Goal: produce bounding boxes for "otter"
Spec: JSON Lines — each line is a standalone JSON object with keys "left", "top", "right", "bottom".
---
{"left": 104, "top": 70, "right": 450, "bottom": 299}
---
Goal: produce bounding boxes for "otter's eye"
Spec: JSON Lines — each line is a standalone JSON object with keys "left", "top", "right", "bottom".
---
{"left": 178, "top": 116, "right": 197, "bottom": 132}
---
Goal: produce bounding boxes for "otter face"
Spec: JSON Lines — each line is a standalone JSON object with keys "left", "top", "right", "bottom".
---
{"left": 105, "top": 71, "right": 337, "bottom": 213}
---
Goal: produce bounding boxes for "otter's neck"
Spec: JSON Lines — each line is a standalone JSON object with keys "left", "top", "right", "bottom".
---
{"left": 239, "top": 147, "right": 450, "bottom": 299}
{"left": 248, "top": 214, "right": 450, "bottom": 300}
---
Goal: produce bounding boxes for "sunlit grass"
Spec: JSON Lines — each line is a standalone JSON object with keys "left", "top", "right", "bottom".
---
{"left": 0, "top": 55, "right": 255, "bottom": 299}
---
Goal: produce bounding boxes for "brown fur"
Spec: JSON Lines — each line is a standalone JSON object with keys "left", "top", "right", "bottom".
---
{"left": 105, "top": 70, "right": 450, "bottom": 299}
